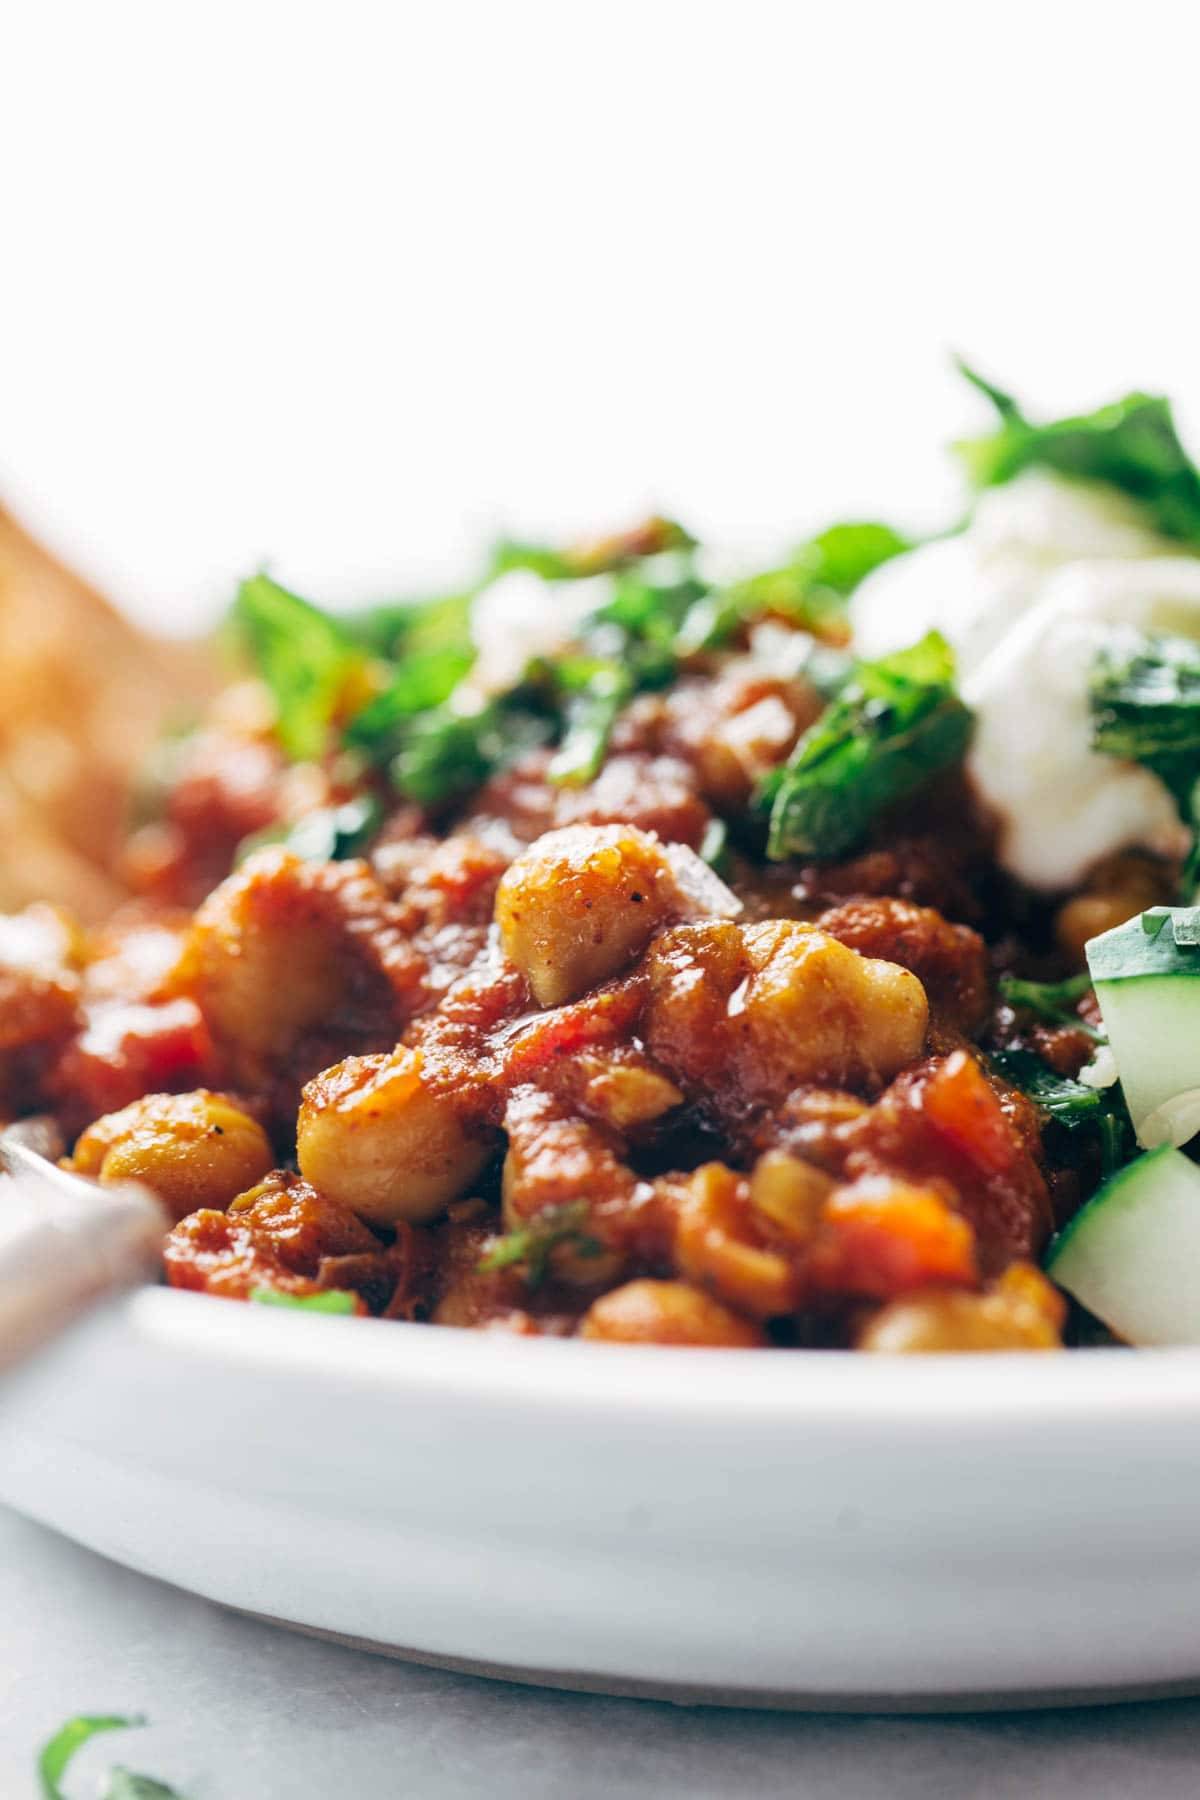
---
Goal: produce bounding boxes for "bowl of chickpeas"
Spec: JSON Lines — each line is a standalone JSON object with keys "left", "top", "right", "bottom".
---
{"left": 7, "top": 368, "right": 1200, "bottom": 1704}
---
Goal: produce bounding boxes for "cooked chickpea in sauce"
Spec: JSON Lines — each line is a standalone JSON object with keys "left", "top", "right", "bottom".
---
{"left": 15, "top": 375, "right": 1200, "bottom": 1357}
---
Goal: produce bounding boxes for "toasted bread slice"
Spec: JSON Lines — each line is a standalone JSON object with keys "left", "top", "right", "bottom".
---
{"left": 0, "top": 508, "right": 215, "bottom": 918}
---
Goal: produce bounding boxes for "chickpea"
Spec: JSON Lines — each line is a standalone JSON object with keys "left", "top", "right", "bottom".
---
{"left": 745, "top": 922, "right": 928, "bottom": 1085}
{"left": 173, "top": 847, "right": 416, "bottom": 1083}
{"left": 575, "top": 1053, "right": 684, "bottom": 1130}
{"left": 857, "top": 1263, "right": 1065, "bottom": 1353}
{"left": 1055, "top": 851, "right": 1173, "bottom": 966}
{"left": 675, "top": 1162, "right": 800, "bottom": 1319}
{"left": 817, "top": 896, "right": 990, "bottom": 1041}
{"left": 69, "top": 1090, "right": 274, "bottom": 1222}
{"left": 666, "top": 664, "right": 822, "bottom": 810}
{"left": 297, "top": 1047, "right": 494, "bottom": 1226}
{"left": 494, "top": 824, "right": 682, "bottom": 1007}
{"left": 1057, "top": 892, "right": 1156, "bottom": 965}
{"left": 173, "top": 849, "right": 341, "bottom": 1067}
{"left": 748, "top": 1150, "right": 833, "bottom": 1246}
{"left": 645, "top": 920, "right": 928, "bottom": 1106}
{"left": 579, "top": 1279, "right": 766, "bottom": 1347}
{"left": 694, "top": 694, "right": 802, "bottom": 809}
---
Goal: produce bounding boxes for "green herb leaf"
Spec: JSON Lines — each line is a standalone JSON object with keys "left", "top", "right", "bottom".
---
{"left": 344, "top": 645, "right": 476, "bottom": 758}
{"left": 678, "top": 521, "right": 907, "bottom": 655}
{"left": 388, "top": 699, "right": 554, "bottom": 807}
{"left": 797, "top": 520, "right": 913, "bottom": 596}
{"left": 490, "top": 516, "right": 694, "bottom": 583}
{"left": 38, "top": 1716, "right": 160, "bottom": 1800}
{"left": 234, "top": 574, "right": 364, "bottom": 761}
{"left": 1089, "top": 630, "right": 1200, "bottom": 893}
{"left": 547, "top": 664, "right": 632, "bottom": 786}
{"left": 1090, "top": 627, "right": 1200, "bottom": 830}
{"left": 955, "top": 357, "right": 1021, "bottom": 420}
{"left": 991, "top": 1047, "right": 1132, "bottom": 1175}
{"left": 699, "top": 817, "right": 729, "bottom": 871}
{"left": 236, "top": 793, "right": 383, "bottom": 866}
{"left": 479, "top": 1201, "right": 603, "bottom": 1289}
{"left": 249, "top": 1286, "right": 358, "bottom": 1314}
{"left": 997, "top": 971, "right": 1102, "bottom": 1039}
{"left": 761, "top": 631, "right": 973, "bottom": 861}
{"left": 990, "top": 1049, "right": 1105, "bottom": 1126}
{"left": 593, "top": 569, "right": 703, "bottom": 664}
{"left": 1090, "top": 631, "right": 1200, "bottom": 770}
{"left": 341, "top": 591, "right": 474, "bottom": 660}
{"left": 955, "top": 361, "right": 1200, "bottom": 545}
{"left": 388, "top": 709, "right": 495, "bottom": 805}
{"left": 997, "top": 971, "right": 1093, "bottom": 1012}
{"left": 104, "top": 1770, "right": 185, "bottom": 1799}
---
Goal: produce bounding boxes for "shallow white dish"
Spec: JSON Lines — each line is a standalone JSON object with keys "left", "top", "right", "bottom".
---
{"left": 4, "top": 1275, "right": 1200, "bottom": 1710}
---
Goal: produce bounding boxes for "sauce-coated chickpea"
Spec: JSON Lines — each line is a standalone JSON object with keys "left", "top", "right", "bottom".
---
{"left": 675, "top": 1163, "right": 800, "bottom": 1319}
{"left": 69, "top": 1089, "right": 274, "bottom": 1222}
{"left": 645, "top": 920, "right": 929, "bottom": 1106}
{"left": 579, "top": 1279, "right": 766, "bottom": 1347}
{"left": 857, "top": 1264, "right": 1065, "bottom": 1352}
{"left": 495, "top": 824, "right": 680, "bottom": 1007}
{"left": 297, "top": 1047, "right": 495, "bottom": 1226}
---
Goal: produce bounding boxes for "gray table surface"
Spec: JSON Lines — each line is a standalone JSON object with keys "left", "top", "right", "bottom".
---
{"left": 3, "top": 1504, "right": 1200, "bottom": 1799}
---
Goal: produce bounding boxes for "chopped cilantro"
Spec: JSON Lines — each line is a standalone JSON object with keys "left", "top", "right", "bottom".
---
{"left": 249, "top": 1286, "right": 358, "bottom": 1314}
{"left": 677, "top": 520, "right": 907, "bottom": 655}
{"left": 760, "top": 631, "right": 972, "bottom": 860}
{"left": 37, "top": 1715, "right": 184, "bottom": 1800}
{"left": 548, "top": 664, "right": 632, "bottom": 786}
{"left": 388, "top": 698, "right": 554, "bottom": 807}
{"left": 103, "top": 1773, "right": 184, "bottom": 1799}
{"left": 956, "top": 359, "right": 1200, "bottom": 546}
{"left": 1089, "top": 630, "right": 1200, "bottom": 892}
{"left": 341, "top": 591, "right": 474, "bottom": 660}
{"left": 489, "top": 516, "right": 694, "bottom": 582}
{"left": 997, "top": 971, "right": 1102, "bottom": 1039}
{"left": 991, "top": 1047, "right": 1133, "bottom": 1176}
{"left": 479, "top": 1201, "right": 603, "bottom": 1289}
{"left": 699, "top": 817, "right": 730, "bottom": 871}
{"left": 344, "top": 646, "right": 476, "bottom": 756}
{"left": 233, "top": 573, "right": 365, "bottom": 761}
{"left": 236, "top": 793, "right": 383, "bottom": 866}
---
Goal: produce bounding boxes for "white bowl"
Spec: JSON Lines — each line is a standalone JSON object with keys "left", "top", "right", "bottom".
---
{"left": 3, "top": 1281, "right": 1200, "bottom": 1709}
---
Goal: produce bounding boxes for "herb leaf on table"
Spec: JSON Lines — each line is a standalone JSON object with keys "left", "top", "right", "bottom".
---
{"left": 38, "top": 1715, "right": 185, "bottom": 1800}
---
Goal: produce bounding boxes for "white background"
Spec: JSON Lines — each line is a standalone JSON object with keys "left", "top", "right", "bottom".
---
{"left": 4, "top": 1, "right": 1200, "bottom": 631}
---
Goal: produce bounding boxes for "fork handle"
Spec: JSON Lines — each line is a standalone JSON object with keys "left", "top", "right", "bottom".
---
{"left": 0, "top": 1131, "right": 166, "bottom": 1375}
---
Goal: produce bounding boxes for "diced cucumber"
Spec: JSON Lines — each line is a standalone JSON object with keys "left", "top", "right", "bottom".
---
{"left": 1087, "top": 911, "right": 1200, "bottom": 1147}
{"left": 1046, "top": 1145, "right": 1200, "bottom": 1344}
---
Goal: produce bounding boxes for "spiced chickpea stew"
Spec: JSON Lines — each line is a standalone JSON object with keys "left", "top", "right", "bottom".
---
{"left": 15, "top": 365, "right": 1200, "bottom": 1351}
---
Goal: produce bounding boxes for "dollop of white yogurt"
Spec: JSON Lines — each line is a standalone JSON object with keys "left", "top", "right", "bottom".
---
{"left": 850, "top": 474, "right": 1200, "bottom": 888}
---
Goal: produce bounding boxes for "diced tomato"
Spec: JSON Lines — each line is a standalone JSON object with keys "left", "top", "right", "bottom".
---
{"left": 809, "top": 1177, "right": 978, "bottom": 1300}
{"left": 847, "top": 1051, "right": 1053, "bottom": 1269}
{"left": 50, "top": 997, "right": 215, "bottom": 1130}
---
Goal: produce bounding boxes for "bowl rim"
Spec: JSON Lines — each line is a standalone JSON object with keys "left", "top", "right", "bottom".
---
{"left": 124, "top": 1281, "right": 1200, "bottom": 1433}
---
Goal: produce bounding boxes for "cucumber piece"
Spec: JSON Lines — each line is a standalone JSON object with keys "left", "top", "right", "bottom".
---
{"left": 1087, "top": 911, "right": 1200, "bottom": 1147}
{"left": 1046, "top": 1145, "right": 1200, "bottom": 1344}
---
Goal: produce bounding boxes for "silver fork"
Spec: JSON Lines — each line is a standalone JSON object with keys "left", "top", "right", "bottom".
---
{"left": 0, "top": 1125, "right": 166, "bottom": 1374}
